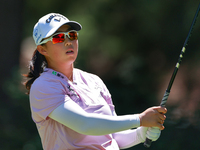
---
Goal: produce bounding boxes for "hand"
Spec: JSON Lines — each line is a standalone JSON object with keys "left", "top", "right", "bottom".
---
{"left": 139, "top": 106, "right": 167, "bottom": 130}
{"left": 136, "top": 127, "right": 161, "bottom": 142}
{"left": 146, "top": 127, "right": 161, "bottom": 141}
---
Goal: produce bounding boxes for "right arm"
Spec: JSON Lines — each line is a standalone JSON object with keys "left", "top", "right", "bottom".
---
{"left": 49, "top": 99, "right": 140, "bottom": 136}
{"left": 49, "top": 99, "right": 167, "bottom": 136}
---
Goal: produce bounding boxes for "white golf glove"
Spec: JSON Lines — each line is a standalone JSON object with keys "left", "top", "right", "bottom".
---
{"left": 137, "top": 126, "right": 161, "bottom": 142}
{"left": 146, "top": 127, "right": 161, "bottom": 141}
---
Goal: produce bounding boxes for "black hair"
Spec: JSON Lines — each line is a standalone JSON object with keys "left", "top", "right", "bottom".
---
{"left": 23, "top": 49, "right": 47, "bottom": 94}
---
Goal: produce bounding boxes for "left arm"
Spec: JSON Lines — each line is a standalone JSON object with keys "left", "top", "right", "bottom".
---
{"left": 112, "top": 110, "right": 145, "bottom": 149}
{"left": 113, "top": 126, "right": 161, "bottom": 149}
{"left": 112, "top": 110, "right": 161, "bottom": 149}
{"left": 113, "top": 128, "right": 143, "bottom": 149}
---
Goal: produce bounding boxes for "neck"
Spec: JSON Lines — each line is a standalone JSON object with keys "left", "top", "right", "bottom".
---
{"left": 48, "top": 63, "right": 74, "bottom": 81}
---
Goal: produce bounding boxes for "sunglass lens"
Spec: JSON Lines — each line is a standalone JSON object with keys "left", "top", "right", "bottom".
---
{"left": 68, "top": 31, "right": 78, "bottom": 40}
{"left": 52, "top": 33, "right": 65, "bottom": 44}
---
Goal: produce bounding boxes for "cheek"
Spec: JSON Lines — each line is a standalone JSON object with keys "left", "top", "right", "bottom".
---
{"left": 46, "top": 46, "right": 61, "bottom": 58}
{"left": 74, "top": 40, "right": 78, "bottom": 52}
{"left": 52, "top": 51, "right": 60, "bottom": 58}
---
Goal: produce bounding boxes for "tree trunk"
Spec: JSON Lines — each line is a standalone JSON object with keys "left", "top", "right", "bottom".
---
{"left": 0, "top": 0, "right": 23, "bottom": 99}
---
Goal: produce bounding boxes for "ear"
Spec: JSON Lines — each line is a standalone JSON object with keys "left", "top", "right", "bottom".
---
{"left": 37, "top": 45, "right": 48, "bottom": 56}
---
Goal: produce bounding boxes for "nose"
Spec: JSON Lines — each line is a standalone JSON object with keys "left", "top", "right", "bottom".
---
{"left": 64, "top": 37, "right": 72, "bottom": 46}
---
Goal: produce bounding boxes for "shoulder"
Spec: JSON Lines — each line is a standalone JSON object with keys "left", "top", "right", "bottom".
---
{"left": 74, "top": 68, "right": 101, "bottom": 79}
{"left": 31, "top": 73, "right": 56, "bottom": 88}
{"left": 74, "top": 68, "right": 103, "bottom": 83}
{"left": 30, "top": 72, "right": 66, "bottom": 95}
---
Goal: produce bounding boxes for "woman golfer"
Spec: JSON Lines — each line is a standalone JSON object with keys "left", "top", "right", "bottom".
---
{"left": 24, "top": 13, "right": 167, "bottom": 150}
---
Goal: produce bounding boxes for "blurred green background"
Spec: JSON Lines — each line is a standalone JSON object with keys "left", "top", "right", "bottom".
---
{"left": 1, "top": 0, "right": 200, "bottom": 149}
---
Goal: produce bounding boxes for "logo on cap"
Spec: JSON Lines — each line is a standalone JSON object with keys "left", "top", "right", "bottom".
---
{"left": 34, "top": 29, "right": 38, "bottom": 38}
{"left": 34, "top": 28, "right": 42, "bottom": 44}
{"left": 46, "top": 14, "right": 66, "bottom": 23}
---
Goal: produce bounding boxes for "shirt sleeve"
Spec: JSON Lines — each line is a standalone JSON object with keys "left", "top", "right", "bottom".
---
{"left": 112, "top": 129, "right": 143, "bottom": 149}
{"left": 29, "top": 78, "right": 69, "bottom": 122}
{"left": 48, "top": 99, "right": 140, "bottom": 136}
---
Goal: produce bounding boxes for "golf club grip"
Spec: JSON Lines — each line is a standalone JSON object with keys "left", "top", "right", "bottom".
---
{"left": 143, "top": 90, "right": 169, "bottom": 147}
{"left": 144, "top": 138, "right": 152, "bottom": 148}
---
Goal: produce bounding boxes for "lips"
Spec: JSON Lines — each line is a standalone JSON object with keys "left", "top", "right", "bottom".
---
{"left": 66, "top": 50, "right": 73, "bottom": 53}
{"left": 66, "top": 47, "right": 74, "bottom": 54}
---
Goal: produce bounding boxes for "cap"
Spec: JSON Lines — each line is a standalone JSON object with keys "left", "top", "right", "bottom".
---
{"left": 33, "top": 13, "right": 82, "bottom": 45}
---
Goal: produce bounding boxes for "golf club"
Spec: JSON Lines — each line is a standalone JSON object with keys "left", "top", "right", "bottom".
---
{"left": 144, "top": 3, "right": 200, "bottom": 148}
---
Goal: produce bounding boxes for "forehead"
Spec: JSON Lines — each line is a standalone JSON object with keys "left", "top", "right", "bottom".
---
{"left": 56, "top": 24, "right": 71, "bottom": 32}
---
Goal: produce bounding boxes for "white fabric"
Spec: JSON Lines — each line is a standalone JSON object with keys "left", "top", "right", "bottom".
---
{"left": 113, "top": 129, "right": 142, "bottom": 149}
{"left": 146, "top": 127, "right": 161, "bottom": 141}
{"left": 49, "top": 99, "right": 140, "bottom": 136}
{"left": 112, "top": 127, "right": 161, "bottom": 149}
{"left": 137, "top": 127, "right": 161, "bottom": 142}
